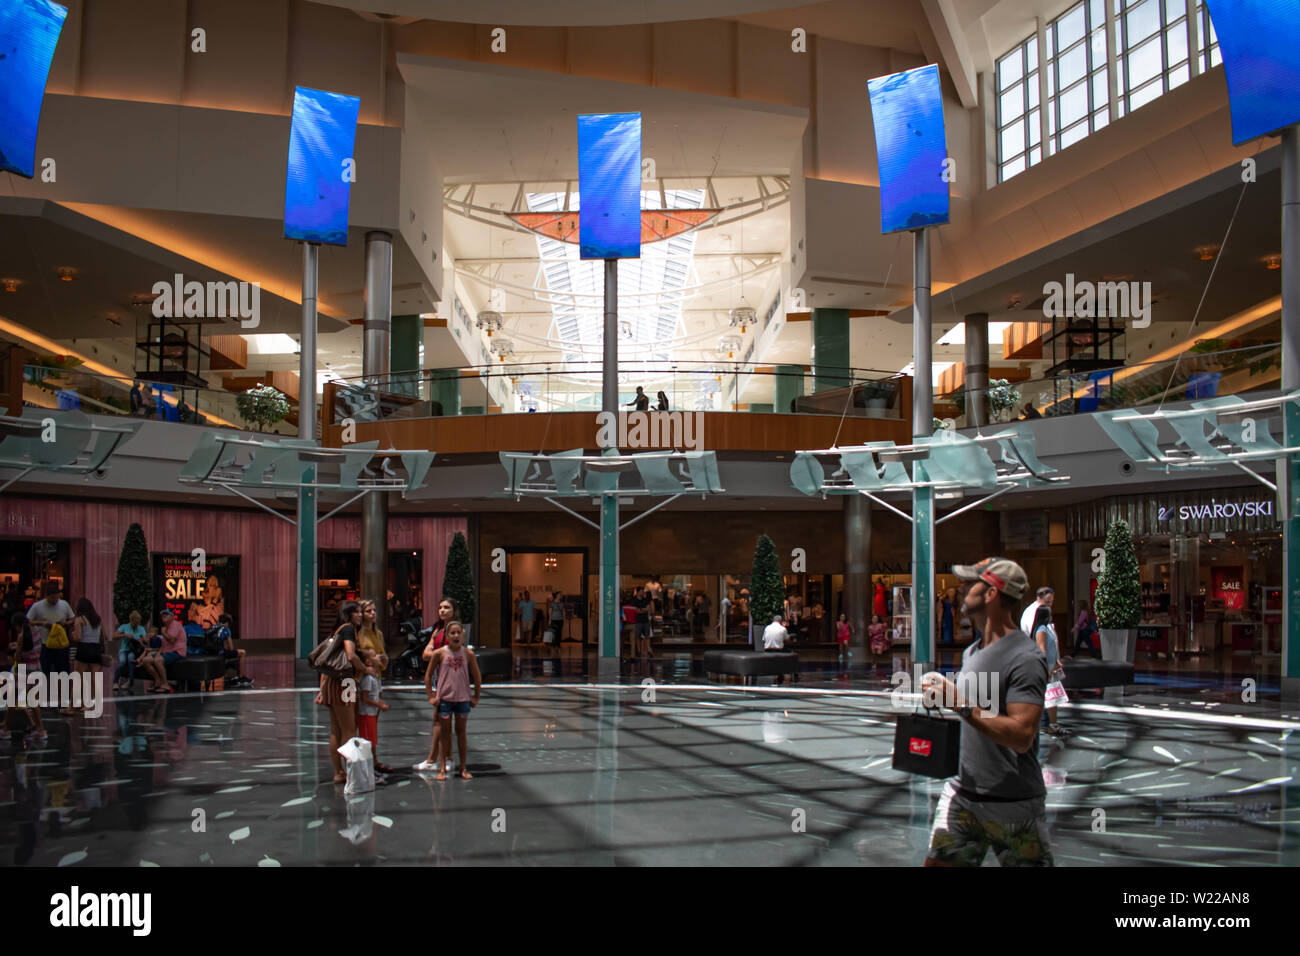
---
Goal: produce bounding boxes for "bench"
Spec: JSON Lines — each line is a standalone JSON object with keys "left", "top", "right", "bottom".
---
{"left": 165, "top": 654, "right": 226, "bottom": 691}
{"left": 702, "top": 649, "right": 798, "bottom": 685}
{"left": 1060, "top": 659, "right": 1134, "bottom": 689}
{"left": 473, "top": 647, "right": 512, "bottom": 681}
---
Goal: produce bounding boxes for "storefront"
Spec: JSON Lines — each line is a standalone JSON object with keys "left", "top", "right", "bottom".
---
{"left": 1067, "top": 490, "right": 1283, "bottom": 666}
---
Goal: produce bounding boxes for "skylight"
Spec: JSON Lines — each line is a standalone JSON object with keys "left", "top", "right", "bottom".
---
{"left": 526, "top": 188, "right": 705, "bottom": 363}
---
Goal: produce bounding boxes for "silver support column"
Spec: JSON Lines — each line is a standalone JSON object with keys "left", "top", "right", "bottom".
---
{"left": 1281, "top": 127, "right": 1300, "bottom": 701}
{"left": 599, "top": 258, "right": 620, "bottom": 680}
{"left": 964, "top": 312, "right": 990, "bottom": 428}
{"left": 361, "top": 231, "right": 393, "bottom": 641}
{"left": 297, "top": 243, "right": 319, "bottom": 658}
{"left": 911, "top": 229, "right": 934, "bottom": 670}
{"left": 844, "top": 494, "right": 871, "bottom": 663}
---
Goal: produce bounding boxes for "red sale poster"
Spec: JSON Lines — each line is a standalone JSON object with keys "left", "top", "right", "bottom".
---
{"left": 1212, "top": 566, "right": 1244, "bottom": 610}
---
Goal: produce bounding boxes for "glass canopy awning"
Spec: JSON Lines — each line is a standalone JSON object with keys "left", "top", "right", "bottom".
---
{"left": 0, "top": 410, "right": 142, "bottom": 494}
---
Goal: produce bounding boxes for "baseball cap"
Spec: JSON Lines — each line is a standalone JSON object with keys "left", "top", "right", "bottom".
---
{"left": 952, "top": 556, "right": 1029, "bottom": 600}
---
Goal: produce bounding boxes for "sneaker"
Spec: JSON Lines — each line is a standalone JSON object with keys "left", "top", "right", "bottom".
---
{"left": 413, "top": 760, "right": 438, "bottom": 772}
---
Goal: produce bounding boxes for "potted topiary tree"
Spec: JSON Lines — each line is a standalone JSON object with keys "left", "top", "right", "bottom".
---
{"left": 113, "top": 522, "right": 153, "bottom": 629}
{"left": 235, "top": 384, "right": 290, "bottom": 433}
{"left": 749, "top": 534, "right": 784, "bottom": 644}
{"left": 442, "top": 532, "right": 475, "bottom": 642}
{"left": 1094, "top": 517, "right": 1141, "bottom": 663}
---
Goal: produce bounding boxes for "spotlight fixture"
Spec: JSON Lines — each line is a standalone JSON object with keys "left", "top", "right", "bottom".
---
{"left": 1194, "top": 245, "right": 1219, "bottom": 262}
{"left": 1263, "top": 254, "right": 1281, "bottom": 270}
{"left": 56, "top": 267, "right": 77, "bottom": 282}
{"left": 490, "top": 338, "right": 515, "bottom": 361}
{"left": 1, "top": 278, "right": 20, "bottom": 293}
{"left": 476, "top": 310, "right": 503, "bottom": 337}
{"left": 729, "top": 306, "right": 756, "bottom": 335}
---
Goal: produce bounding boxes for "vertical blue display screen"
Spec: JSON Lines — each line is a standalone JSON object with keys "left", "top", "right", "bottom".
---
{"left": 0, "top": 0, "right": 67, "bottom": 178}
{"left": 283, "top": 86, "right": 361, "bottom": 246}
{"left": 868, "top": 64, "right": 950, "bottom": 235}
{"left": 577, "top": 112, "right": 641, "bottom": 260}
{"left": 1204, "top": 0, "right": 1300, "bottom": 145}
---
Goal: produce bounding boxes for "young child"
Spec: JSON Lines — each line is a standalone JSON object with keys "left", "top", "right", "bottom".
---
{"left": 6, "top": 613, "right": 45, "bottom": 743}
{"left": 357, "top": 647, "right": 392, "bottom": 773}
{"left": 423, "top": 621, "right": 481, "bottom": 781}
{"left": 835, "top": 612, "right": 852, "bottom": 666}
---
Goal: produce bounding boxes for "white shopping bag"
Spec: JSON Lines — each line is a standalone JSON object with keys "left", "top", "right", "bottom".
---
{"left": 1044, "top": 680, "right": 1069, "bottom": 706}
{"left": 337, "top": 736, "right": 375, "bottom": 795}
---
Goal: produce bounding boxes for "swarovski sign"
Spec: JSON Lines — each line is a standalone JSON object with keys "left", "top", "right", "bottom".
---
{"left": 1157, "top": 499, "right": 1273, "bottom": 522}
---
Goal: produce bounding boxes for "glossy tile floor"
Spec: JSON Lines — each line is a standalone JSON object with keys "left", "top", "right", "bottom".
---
{"left": 1, "top": 671, "right": 1297, "bottom": 866}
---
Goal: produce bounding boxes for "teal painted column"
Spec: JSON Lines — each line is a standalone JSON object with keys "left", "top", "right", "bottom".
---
{"left": 773, "top": 364, "right": 804, "bottom": 413}
{"left": 429, "top": 370, "right": 461, "bottom": 416}
{"left": 297, "top": 475, "right": 316, "bottom": 657}
{"left": 390, "top": 314, "right": 421, "bottom": 398}
{"left": 811, "top": 308, "right": 851, "bottom": 393}
{"left": 600, "top": 492, "right": 619, "bottom": 661}
{"left": 1285, "top": 401, "right": 1300, "bottom": 697}
{"left": 911, "top": 472, "right": 934, "bottom": 670}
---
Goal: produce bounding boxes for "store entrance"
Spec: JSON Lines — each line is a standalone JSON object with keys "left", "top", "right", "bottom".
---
{"left": 503, "top": 549, "right": 588, "bottom": 647}
{"left": 317, "top": 549, "right": 423, "bottom": 647}
{"left": 0, "top": 538, "right": 72, "bottom": 605}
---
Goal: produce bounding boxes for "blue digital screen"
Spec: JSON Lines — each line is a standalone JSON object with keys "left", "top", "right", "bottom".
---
{"left": 867, "top": 64, "right": 950, "bottom": 234}
{"left": 1204, "top": 0, "right": 1300, "bottom": 145}
{"left": 577, "top": 112, "right": 641, "bottom": 260}
{"left": 283, "top": 86, "right": 361, "bottom": 246}
{"left": 0, "top": 0, "right": 67, "bottom": 179}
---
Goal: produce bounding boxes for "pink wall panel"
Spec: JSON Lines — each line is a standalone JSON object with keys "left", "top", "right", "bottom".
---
{"left": 1, "top": 497, "right": 466, "bottom": 640}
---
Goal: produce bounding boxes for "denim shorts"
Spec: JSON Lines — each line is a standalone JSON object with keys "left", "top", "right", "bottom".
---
{"left": 437, "top": 700, "right": 471, "bottom": 717}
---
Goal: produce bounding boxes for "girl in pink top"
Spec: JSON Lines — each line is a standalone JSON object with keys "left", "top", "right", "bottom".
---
{"left": 423, "top": 621, "right": 481, "bottom": 781}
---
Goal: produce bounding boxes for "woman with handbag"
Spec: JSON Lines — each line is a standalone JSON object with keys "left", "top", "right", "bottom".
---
{"left": 1031, "top": 605, "right": 1068, "bottom": 738}
{"left": 313, "top": 601, "right": 364, "bottom": 784}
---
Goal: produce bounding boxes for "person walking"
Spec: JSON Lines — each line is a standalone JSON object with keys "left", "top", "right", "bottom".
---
{"left": 656, "top": 390, "right": 669, "bottom": 411}
{"left": 919, "top": 557, "right": 1053, "bottom": 867}
{"left": 627, "top": 386, "right": 650, "bottom": 412}
{"left": 515, "top": 590, "right": 536, "bottom": 645}
{"left": 1071, "top": 600, "right": 1099, "bottom": 658}
{"left": 317, "top": 601, "right": 363, "bottom": 785}
{"left": 1019, "top": 586, "right": 1054, "bottom": 636}
{"left": 835, "top": 612, "right": 852, "bottom": 668}
{"left": 1031, "top": 605, "right": 1068, "bottom": 737}
{"left": 71, "top": 597, "right": 105, "bottom": 683}
{"left": 26, "top": 582, "right": 73, "bottom": 678}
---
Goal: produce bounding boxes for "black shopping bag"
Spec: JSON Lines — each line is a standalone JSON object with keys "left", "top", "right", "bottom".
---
{"left": 892, "top": 710, "right": 960, "bottom": 779}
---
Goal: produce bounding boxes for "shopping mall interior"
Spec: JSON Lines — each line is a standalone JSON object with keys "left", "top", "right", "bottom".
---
{"left": 0, "top": 0, "right": 1297, "bottom": 874}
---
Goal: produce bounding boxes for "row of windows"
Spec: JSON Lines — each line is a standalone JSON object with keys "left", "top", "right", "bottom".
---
{"left": 996, "top": 0, "right": 1220, "bottom": 182}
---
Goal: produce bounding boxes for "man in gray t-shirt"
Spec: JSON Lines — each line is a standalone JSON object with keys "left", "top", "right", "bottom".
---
{"left": 920, "top": 557, "right": 1053, "bottom": 867}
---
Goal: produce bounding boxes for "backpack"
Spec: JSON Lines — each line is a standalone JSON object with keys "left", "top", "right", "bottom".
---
{"left": 46, "top": 622, "right": 70, "bottom": 650}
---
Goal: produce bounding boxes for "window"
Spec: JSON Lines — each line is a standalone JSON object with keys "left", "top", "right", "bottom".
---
{"left": 995, "top": 35, "right": 1040, "bottom": 182}
{"left": 995, "top": 0, "right": 1226, "bottom": 181}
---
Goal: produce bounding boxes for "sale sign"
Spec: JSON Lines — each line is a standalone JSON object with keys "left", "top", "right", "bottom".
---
{"left": 1211, "top": 565, "right": 1244, "bottom": 610}
{"left": 152, "top": 553, "right": 240, "bottom": 632}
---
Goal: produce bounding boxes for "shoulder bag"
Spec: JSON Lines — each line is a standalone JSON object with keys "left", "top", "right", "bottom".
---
{"left": 309, "top": 626, "right": 354, "bottom": 681}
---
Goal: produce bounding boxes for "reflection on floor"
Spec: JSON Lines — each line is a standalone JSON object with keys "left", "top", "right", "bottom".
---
{"left": 1, "top": 677, "right": 1296, "bottom": 866}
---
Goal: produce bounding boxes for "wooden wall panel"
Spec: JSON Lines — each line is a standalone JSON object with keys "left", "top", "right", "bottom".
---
{"left": 324, "top": 410, "right": 911, "bottom": 454}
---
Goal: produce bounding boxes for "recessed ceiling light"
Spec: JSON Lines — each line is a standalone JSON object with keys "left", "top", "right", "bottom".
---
{"left": 56, "top": 267, "right": 77, "bottom": 282}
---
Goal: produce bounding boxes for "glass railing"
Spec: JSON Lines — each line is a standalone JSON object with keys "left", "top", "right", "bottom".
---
{"left": 934, "top": 343, "right": 1281, "bottom": 428}
{"left": 20, "top": 365, "right": 300, "bottom": 436}
{"left": 322, "top": 361, "right": 908, "bottom": 425}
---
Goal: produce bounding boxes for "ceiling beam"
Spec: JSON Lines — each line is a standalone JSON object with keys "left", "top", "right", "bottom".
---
{"left": 921, "top": 0, "right": 979, "bottom": 109}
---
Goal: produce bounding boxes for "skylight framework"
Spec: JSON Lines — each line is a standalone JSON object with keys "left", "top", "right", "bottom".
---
{"left": 526, "top": 189, "right": 705, "bottom": 366}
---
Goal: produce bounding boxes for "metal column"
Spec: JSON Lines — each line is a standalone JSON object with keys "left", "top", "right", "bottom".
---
{"left": 911, "top": 229, "right": 934, "bottom": 670}
{"left": 844, "top": 494, "right": 871, "bottom": 662}
{"left": 361, "top": 231, "right": 393, "bottom": 639}
{"left": 297, "top": 243, "right": 319, "bottom": 657}
{"left": 1282, "top": 126, "right": 1300, "bottom": 701}
{"left": 599, "top": 258, "right": 620, "bottom": 679}
{"left": 964, "top": 312, "right": 990, "bottom": 428}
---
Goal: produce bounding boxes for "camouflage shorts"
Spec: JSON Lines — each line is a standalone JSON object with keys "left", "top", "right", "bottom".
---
{"left": 927, "top": 781, "right": 1054, "bottom": 867}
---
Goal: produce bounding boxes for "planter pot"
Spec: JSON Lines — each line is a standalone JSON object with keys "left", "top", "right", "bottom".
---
{"left": 1099, "top": 628, "right": 1136, "bottom": 664}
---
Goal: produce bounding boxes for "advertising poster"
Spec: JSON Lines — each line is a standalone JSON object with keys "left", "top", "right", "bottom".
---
{"left": 1211, "top": 565, "right": 1245, "bottom": 610}
{"left": 152, "top": 553, "right": 240, "bottom": 633}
